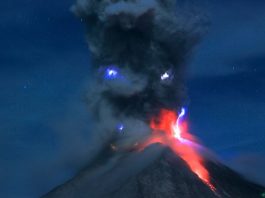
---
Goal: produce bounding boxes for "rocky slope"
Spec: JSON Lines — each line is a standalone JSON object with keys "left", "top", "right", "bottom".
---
{"left": 42, "top": 145, "right": 264, "bottom": 198}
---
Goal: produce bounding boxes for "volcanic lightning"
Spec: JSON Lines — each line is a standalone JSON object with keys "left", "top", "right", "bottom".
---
{"left": 161, "top": 72, "right": 170, "bottom": 80}
{"left": 139, "top": 108, "right": 216, "bottom": 192}
{"left": 104, "top": 67, "right": 119, "bottom": 80}
{"left": 173, "top": 107, "right": 186, "bottom": 142}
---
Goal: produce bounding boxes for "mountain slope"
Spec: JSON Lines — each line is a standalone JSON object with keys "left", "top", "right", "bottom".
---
{"left": 42, "top": 145, "right": 264, "bottom": 198}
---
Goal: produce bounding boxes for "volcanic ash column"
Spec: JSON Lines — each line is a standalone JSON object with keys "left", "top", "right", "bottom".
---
{"left": 71, "top": 0, "right": 207, "bottom": 151}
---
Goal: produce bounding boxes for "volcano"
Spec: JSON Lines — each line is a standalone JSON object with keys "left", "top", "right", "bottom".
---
{"left": 42, "top": 1, "right": 264, "bottom": 197}
{"left": 42, "top": 144, "right": 264, "bottom": 198}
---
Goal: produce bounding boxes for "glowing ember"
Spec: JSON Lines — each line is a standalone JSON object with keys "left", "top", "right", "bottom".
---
{"left": 139, "top": 108, "right": 216, "bottom": 192}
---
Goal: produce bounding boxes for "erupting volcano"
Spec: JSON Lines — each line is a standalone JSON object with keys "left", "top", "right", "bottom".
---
{"left": 43, "top": 0, "right": 265, "bottom": 197}
{"left": 139, "top": 108, "right": 216, "bottom": 192}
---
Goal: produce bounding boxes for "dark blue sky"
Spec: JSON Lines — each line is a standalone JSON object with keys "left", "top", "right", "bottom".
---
{"left": 0, "top": 1, "right": 264, "bottom": 197}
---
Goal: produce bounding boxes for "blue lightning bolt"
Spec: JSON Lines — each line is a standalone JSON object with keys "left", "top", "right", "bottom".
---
{"left": 173, "top": 107, "right": 186, "bottom": 142}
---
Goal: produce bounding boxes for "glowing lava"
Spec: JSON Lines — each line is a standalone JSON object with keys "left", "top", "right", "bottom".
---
{"left": 139, "top": 108, "right": 216, "bottom": 192}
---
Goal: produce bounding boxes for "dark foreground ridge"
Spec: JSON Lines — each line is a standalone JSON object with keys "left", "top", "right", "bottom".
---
{"left": 42, "top": 145, "right": 265, "bottom": 198}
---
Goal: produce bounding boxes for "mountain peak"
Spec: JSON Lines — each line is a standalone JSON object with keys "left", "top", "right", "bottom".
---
{"left": 42, "top": 145, "right": 264, "bottom": 198}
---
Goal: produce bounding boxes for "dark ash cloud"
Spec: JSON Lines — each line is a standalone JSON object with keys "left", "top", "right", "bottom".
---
{"left": 71, "top": 0, "right": 208, "bottom": 153}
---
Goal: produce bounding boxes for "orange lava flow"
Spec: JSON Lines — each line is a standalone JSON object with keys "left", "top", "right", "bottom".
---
{"left": 139, "top": 109, "right": 215, "bottom": 191}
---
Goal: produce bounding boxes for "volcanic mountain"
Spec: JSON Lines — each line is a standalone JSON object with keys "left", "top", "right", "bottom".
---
{"left": 42, "top": 144, "right": 265, "bottom": 198}
{"left": 42, "top": 1, "right": 264, "bottom": 197}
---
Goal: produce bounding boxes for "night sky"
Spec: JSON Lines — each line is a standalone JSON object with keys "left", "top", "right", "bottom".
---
{"left": 0, "top": 0, "right": 265, "bottom": 198}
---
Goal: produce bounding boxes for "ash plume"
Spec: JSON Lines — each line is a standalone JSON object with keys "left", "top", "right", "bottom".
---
{"left": 72, "top": 0, "right": 208, "bottom": 152}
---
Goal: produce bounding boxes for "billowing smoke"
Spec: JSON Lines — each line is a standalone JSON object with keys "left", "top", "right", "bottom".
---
{"left": 71, "top": 0, "right": 208, "bottom": 153}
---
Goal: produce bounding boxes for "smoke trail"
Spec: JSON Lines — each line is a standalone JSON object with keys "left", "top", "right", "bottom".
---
{"left": 72, "top": 0, "right": 208, "bottom": 152}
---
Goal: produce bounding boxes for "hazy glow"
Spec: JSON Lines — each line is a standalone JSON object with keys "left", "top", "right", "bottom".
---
{"left": 117, "top": 124, "right": 124, "bottom": 132}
